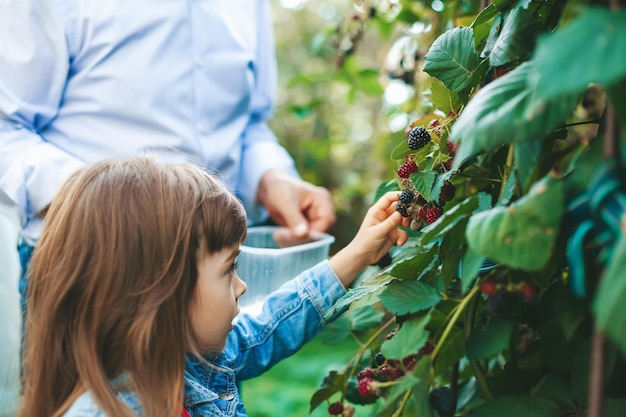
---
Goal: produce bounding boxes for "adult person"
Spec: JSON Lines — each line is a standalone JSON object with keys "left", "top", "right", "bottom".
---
{"left": 0, "top": 1, "right": 336, "bottom": 316}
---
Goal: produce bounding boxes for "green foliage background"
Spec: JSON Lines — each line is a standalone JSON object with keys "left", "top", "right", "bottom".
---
{"left": 257, "top": 1, "right": 626, "bottom": 416}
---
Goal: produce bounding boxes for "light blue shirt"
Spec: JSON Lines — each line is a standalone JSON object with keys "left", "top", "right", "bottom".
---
{"left": 0, "top": 0, "right": 298, "bottom": 244}
{"left": 62, "top": 260, "right": 347, "bottom": 417}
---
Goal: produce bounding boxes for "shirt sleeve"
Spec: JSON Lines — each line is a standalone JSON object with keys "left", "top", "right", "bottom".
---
{"left": 236, "top": 0, "right": 299, "bottom": 225}
{"left": 0, "top": 0, "right": 84, "bottom": 228}
{"left": 224, "top": 260, "right": 347, "bottom": 381}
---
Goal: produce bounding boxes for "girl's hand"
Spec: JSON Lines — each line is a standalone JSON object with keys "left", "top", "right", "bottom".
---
{"left": 329, "top": 192, "right": 409, "bottom": 287}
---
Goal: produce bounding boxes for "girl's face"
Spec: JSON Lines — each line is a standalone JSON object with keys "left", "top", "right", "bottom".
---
{"left": 189, "top": 244, "right": 247, "bottom": 352}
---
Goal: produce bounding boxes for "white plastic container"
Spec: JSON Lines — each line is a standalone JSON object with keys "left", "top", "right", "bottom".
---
{"left": 236, "top": 226, "right": 335, "bottom": 314}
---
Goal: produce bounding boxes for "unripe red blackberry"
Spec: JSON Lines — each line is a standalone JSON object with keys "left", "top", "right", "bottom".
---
{"left": 446, "top": 140, "right": 457, "bottom": 156}
{"left": 397, "top": 159, "right": 418, "bottom": 178}
{"left": 357, "top": 377, "right": 379, "bottom": 398}
{"left": 479, "top": 278, "right": 498, "bottom": 297}
{"left": 425, "top": 206, "right": 443, "bottom": 224}
{"left": 391, "top": 367, "right": 405, "bottom": 380}
{"left": 356, "top": 367, "right": 377, "bottom": 381}
{"left": 444, "top": 158, "right": 454, "bottom": 171}
{"left": 408, "top": 126, "right": 431, "bottom": 150}
{"left": 399, "top": 188, "right": 414, "bottom": 205}
{"left": 519, "top": 282, "right": 536, "bottom": 300}
{"left": 417, "top": 205, "right": 428, "bottom": 221}
{"left": 328, "top": 402, "right": 344, "bottom": 416}
{"left": 439, "top": 181, "right": 456, "bottom": 204}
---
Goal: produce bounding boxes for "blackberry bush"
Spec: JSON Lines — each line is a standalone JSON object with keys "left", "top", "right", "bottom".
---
{"left": 308, "top": 2, "right": 626, "bottom": 417}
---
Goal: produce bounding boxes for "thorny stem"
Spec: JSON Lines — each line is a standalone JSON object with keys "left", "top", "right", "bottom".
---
{"left": 432, "top": 285, "right": 480, "bottom": 360}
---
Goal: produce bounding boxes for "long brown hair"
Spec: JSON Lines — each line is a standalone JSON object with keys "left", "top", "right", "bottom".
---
{"left": 19, "top": 157, "right": 247, "bottom": 417}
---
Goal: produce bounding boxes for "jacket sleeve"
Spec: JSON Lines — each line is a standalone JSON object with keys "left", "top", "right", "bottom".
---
{"left": 0, "top": 0, "right": 84, "bottom": 228}
{"left": 224, "top": 260, "right": 346, "bottom": 381}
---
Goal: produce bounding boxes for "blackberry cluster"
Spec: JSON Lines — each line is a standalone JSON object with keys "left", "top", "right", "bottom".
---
{"left": 373, "top": 252, "right": 392, "bottom": 268}
{"left": 429, "top": 386, "right": 456, "bottom": 417}
{"left": 408, "top": 126, "right": 431, "bottom": 150}
{"left": 395, "top": 201, "right": 410, "bottom": 217}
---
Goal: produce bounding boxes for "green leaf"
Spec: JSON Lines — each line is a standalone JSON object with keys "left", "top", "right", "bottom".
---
{"left": 434, "top": 326, "right": 465, "bottom": 375}
{"left": 389, "top": 244, "right": 439, "bottom": 281}
{"left": 450, "top": 61, "right": 579, "bottom": 162}
{"left": 514, "top": 137, "right": 543, "bottom": 193}
{"left": 531, "top": 374, "right": 575, "bottom": 409}
{"left": 379, "top": 280, "right": 442, "bottom": 315}
{"left": 472, "top": 395, "right": 560, "bottom": 417}
{"left": 410, "top": 170, "right": 437, "bottom": 200}
{"left": 533, "top": 7, "right": 626, "bottom": 100}
{"left": 419, "top": 192, "right": 490, "bottom": 244}
{"left": 423, "top": 27, "right": 481, "bottom": 92}
{"left": 324, "top": 281, "right": 389, "bottom": 320}
{"left": 460, "top": 249, "right": 486, "bottom": 293}
{"left": 466, "top": 175, "right": 563, "bottom": 270}
{"left": 471, "top": 3, "right": 500, "bottom": 50}
{"left": 374, "top": 180, "right": 400, "bottom": 203}
{"left": 429, "top": 78, "right": 461, "bottom": 114}
{"left": 309, "top": 370, "right": 347, "bottom": 412}
{"left": 593, "top": 232, "right": 626, "bottom": 356}
{"left": 381, "top": 313, "right": 431, "bottom": 360}
{"left": 467, "top": 319, "right": 513, "bottom": 361}
{"left": 488, "top": 7, "right": 543, "bottom": 66}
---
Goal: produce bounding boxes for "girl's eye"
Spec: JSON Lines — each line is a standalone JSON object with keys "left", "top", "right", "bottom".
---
{"left": 229, "top": 260, "right": 238, "bottom": 275}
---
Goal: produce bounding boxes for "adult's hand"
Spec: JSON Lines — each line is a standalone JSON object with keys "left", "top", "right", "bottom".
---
{"left": 257, "top": 169, "right": 335, "bottom": 245}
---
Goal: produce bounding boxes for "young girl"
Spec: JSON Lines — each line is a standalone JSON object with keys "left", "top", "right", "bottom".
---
{"left": 19, "top": 156, "right": 408, "bottom": 417}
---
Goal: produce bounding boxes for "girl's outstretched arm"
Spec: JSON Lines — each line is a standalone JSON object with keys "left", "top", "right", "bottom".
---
{"left": 329, "top": 192, "right": 409, "bottom": 287}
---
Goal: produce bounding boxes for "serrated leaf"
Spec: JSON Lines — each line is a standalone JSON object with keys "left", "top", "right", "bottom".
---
{"left": 309, "top": 371, "right": 347, "bottom": 412}
{"left": 489, "top": 7, "right": 543, "bottom": 66}
{"left": 466, "top": 319, "right": 513, "bottom": 360}
{"left": 593, "top": 231, "right": 626, "bottom": 356}
{"left": 533, "top": 7, "right": 626, "bottom": 100}
{"left": 423, "top": 27, "right": 481, "bottom": 92}
{"left": 429, "top": 78, "right": 461, "bottom": 114}
{"left": 389, "top": 244, "right": 439, "bottom": 281}
{"left": 374, "top": 180, "right": 400, "bottom": 203}
{"left": 419, "top": 193, "right": 490, "bottom": 244}
{"left": 466, "top": 175, "right": 563, "bottom": 270}
{"left": 379, "top": 280, "right": 442, "bottom": 315}
{"left": 471, "top": 4, "right": 500, "bottom": 49}
{"left": 324, "top": 282, "right": 389, "bottom": 320}
{"left": 410, "top": 170, "right": 437, "bottom": 200}
{"left": 450, "top": 61, "right": 579, "bottom": 160}
{"left": 381, "top": 313, "right": 431, "bottom": 359}
{"left": 472, "top": 395, "right": 561, "bottom": 417}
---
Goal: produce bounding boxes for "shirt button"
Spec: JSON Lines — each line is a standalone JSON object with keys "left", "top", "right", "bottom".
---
{"left": 218, "top": 392, "right": 234, "bottom": 401}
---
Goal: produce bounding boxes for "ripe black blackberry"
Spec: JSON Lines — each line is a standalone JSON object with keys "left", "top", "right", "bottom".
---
{"left": 408, "top": 126, "right": 431, "bottom": 150}
{"left": 373, "top": 252, "right": 392, "bottom": 268}
{"left": 374, "top": 352, "right": 386, "bottom": 366}
{"left": 439, "top": 181, "right": 456, "bottom": 204}
{"left": 399, "top": 188, "right": 414, "bottom": 205}
{"left": 484, "top": 289, "right": 518, "bottom": 318}
{"left": 396, "top": 202, "right": 410, "bottom": 217}
{"left": 429, "top": 386, "right": 456, "bottom": 417}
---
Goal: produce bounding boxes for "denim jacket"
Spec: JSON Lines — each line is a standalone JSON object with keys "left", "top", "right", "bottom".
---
{"left": 63, "top": 260, "right": 346, "bottom": 416}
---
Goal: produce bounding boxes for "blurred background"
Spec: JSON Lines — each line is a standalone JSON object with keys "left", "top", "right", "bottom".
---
{"left": 0, "top": 0, "right": 432, "bottom": 415}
